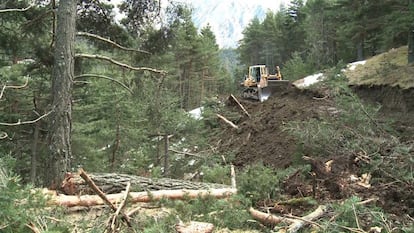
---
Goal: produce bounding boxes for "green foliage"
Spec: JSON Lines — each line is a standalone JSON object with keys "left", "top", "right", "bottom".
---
{"left": 237, "top": 163, "right": 297, "bottom": 203}
{"left": 284, "top": 71, "right": 384, "bottom": 156}
{"left": 201, "top": 164, "right": 231, "bottom": 184}
{"left": 320, "top": 196, "right": 399, "bottom": 232}
{"left": 282, "top": 52, "right": 314, "bottom": 81}
{"left": 163, "top": 195, "right": 254, "bottom": 230}
{"left": 0, "top": 157, "right": 70, "bottom": 233}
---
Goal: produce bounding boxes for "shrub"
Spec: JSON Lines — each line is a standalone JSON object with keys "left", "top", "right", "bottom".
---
{"left": 237, "top": 163, "right": 297, "bottom": 204}
{"left": 0, "top": 158, "right": 47, "bottom": 232}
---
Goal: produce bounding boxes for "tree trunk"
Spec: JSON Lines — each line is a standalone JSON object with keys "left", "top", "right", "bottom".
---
{"left": 46, "top": 0, "right": 76, "bottom": 188}
{"left": 61, "top": 172, "right": 231, "bottom": 195}
{"left": 409, "top": 0, "right": 414, "bottom": 64}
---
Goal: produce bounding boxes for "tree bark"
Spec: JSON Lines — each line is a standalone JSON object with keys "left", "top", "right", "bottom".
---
{"left": 46, "top": 0, "right": 76, "bottom": 188}
{"left": 409, "top": 0, "right": 414, "bottom": 64}
{"left": 61, "top": 172, "right": 231, "bottom": 195}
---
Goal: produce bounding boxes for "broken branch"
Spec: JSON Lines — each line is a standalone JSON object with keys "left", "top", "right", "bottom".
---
{"left": 79, "top": 169, "right": 132, "bottom": 227}
{"left": 230, "top": 94, "right": 250, "bottom": 118}
{"left": 230, "top": 164, "right": 236, "bottom": 189}
{"left": 282, "top": 205, "right": 327, "bottom": 233}
{"left": 230, "top": 94, "right": 251, "bottom": 118}
{"left": 249, "top": 207, "right": 286, "bottom": 225}
{"left": 110, "top": 182, "right": 131, "bottom": 231}
{"left": 216, "top": 114, "right": 239, "bottom": 129}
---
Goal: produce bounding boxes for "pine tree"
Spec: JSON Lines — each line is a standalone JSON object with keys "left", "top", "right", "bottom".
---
{"left": 47, "top": 0, "right": 77, "bottom": 187}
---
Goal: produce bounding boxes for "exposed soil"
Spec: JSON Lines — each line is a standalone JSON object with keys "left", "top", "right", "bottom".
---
{"left": 220, "top": 85, "right": 335, "bottom": 169}
{"left": 214, "top": 84, "right": 414, "bottom": 221}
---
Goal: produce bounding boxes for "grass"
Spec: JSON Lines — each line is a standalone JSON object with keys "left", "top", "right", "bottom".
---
{"left": 345, "top": 46, "right": 414, "bottom": 89}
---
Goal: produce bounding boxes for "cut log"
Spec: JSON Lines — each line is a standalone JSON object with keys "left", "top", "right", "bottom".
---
{"left": 61, "top": 172, "right": 231, "bottom": 195}
{"left": 51, "top": 188, "right": 237, "bottom": 207}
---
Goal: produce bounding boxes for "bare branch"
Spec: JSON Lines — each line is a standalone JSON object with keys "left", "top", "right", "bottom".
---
{"left": 0, "top": 76, "right": 29, "bottom": 100}
{"left": 0, "top": 110, "right": 52, "bottom": 126}
{"left": 216, "top": 114, "right": 239, "bottom": 129}
{"left": 76, "top": 53, "right": 167, "bottom": 75}
{"left": 111, "top": 182, "right": 131, "bottom": 231}
{"left": 230, "top": 164, "right": 236, "bottom": 189}
{"left": 79, "top": 168, "right": 132, "bottom": 227}
{"left": 0, "top": 132, "right": 8, "bottom": 140}
{"left": 75, "top": 74, "right": 133, "bottom": 94}
{"left": 229, "top": 94, "right": 251, "bottom": 118}
{"left": 0, "top": 85, "right": 5, "bottom": 100}
{"left": 0, "top": 5, "right": 33, "bottom": 13}
{"left": 76, "top": 32, "right": 151, "bottom": 54}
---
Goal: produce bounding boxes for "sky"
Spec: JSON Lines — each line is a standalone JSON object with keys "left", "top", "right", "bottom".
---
{"left": 108, "top": 0, "right": 292, "bottom": 17}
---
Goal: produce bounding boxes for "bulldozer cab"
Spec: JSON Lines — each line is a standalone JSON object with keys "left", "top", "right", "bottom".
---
{"left": 249, "top": 65, "right": 266, "bottom": 83}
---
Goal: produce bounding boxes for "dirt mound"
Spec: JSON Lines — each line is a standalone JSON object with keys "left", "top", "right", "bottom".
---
{"left": 218, "top": 85, "right": 334, "bottom": 168}
{"left": 214, "top": 84, "right": 413, "bottom": 219}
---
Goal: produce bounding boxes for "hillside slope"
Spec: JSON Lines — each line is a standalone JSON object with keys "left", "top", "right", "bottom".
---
{"left": 211, "top": 48, "right": 413, "bottom": 224}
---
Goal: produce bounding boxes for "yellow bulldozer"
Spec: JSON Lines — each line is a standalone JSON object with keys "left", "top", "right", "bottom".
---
{"left": 241, "top": 65, "right": 290, "bottom": 101}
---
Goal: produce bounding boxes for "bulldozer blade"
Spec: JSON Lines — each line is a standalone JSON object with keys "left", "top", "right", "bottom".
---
{"left": 260, "top": 80, "right": 291, "bottom": 101}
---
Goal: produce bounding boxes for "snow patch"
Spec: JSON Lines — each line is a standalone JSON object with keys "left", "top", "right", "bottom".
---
{"left": 346, "top": 60, "right": 367, "bottom": 71}
{"left": 188, "top": 107, "right": 204, "bottom": 120}
{"left": 293, "top": 73, "right": 325, "bottom": 89}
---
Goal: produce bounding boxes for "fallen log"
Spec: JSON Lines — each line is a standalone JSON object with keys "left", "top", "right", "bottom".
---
{"left": 61, "top": 172, "right": 231, "bottom": 195}
{"left": 51, "top": 188, "right": 237, "bottom": 207}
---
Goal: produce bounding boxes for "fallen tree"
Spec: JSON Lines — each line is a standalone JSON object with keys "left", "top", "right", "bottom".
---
{"left": 61, "top": 172, "right": 231, "bottom": 195}
{"left": 50, "top": 188, "right": 237, "bottom": 207}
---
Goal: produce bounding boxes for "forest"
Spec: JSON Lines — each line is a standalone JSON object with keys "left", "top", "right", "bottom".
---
{"left": 0, "top": 0, "right": 413, "bottom": 232}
